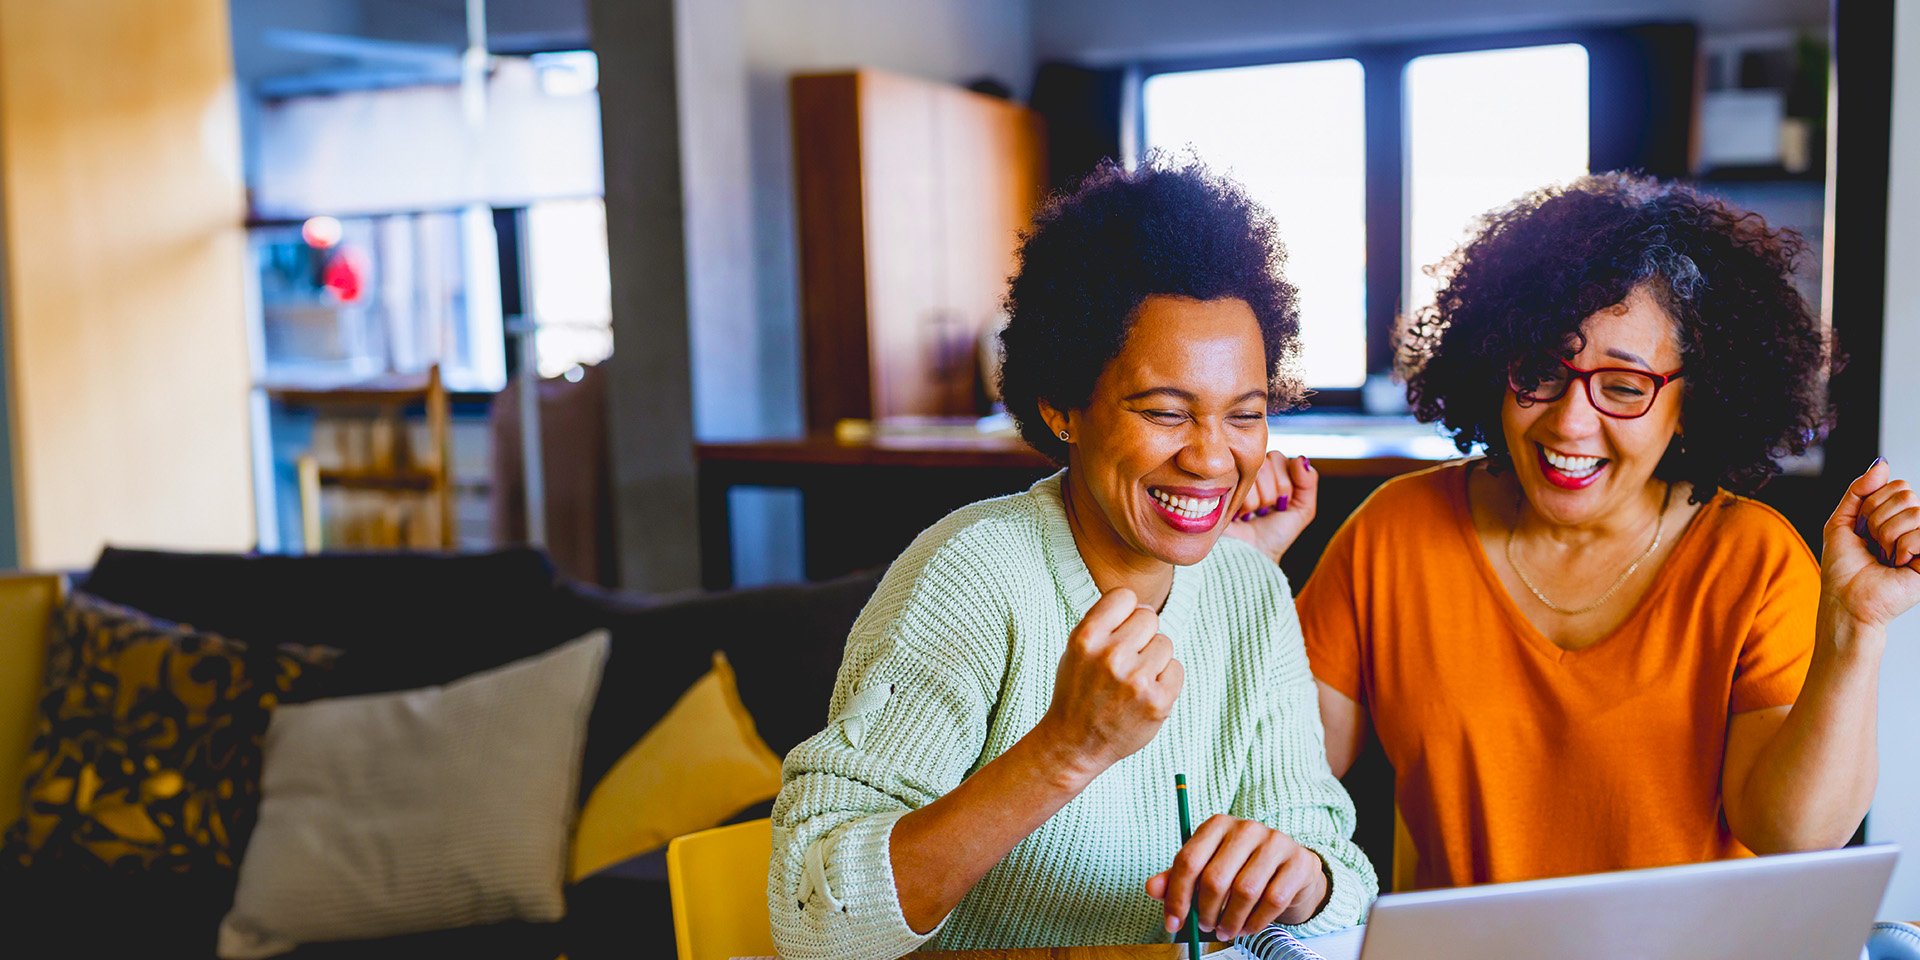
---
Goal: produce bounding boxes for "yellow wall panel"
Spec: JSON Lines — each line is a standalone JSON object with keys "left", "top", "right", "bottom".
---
{"left": 0, "top": 0, "right": 255, "bottom": 567}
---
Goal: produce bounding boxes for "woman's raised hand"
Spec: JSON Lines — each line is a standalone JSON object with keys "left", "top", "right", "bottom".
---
{"left": 1224, "top": 452, "right": 1317, "bottom": 565}
{"left": 1032, "top": 587, "right": 1184, "bottom": 781}
{"left": 1823, "top": 458, "right": 1920, "bottom": 631}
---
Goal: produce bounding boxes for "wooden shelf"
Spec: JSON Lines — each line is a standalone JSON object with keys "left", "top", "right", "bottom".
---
{"left": 267, "top": 372, "right": 437, "bottom": 407}
{"left": 291, "top": 365, "right": 455, "bottom": 550}
{"left": 316, "top": 469, "right": 438, "bottom": 492}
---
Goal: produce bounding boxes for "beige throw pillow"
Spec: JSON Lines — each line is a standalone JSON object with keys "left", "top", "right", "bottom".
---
{"left": 216, "top": 630, "right": 610, "bottom": 959}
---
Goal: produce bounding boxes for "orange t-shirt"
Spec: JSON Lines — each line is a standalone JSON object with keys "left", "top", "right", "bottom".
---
{"left": 1297, "top": 460, "right": 1817, "bottom": 889}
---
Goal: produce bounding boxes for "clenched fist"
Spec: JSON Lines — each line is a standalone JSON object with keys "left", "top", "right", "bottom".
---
{"left": 1824, "top": 458, "right": 1920, "bottom": 631}
{"left": 1030, "top": 587, "right": 1185, "bottom": 781}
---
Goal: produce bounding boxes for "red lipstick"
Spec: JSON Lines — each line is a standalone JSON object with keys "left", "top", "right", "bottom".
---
{"left": 1534, "top": 444, "right": 1607, "bottom": 490}
{"left": 1146, "top": 486, "right": 1229, "bottom": 533}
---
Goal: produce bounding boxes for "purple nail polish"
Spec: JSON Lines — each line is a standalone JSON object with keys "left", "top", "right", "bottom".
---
{"left": 1872, "top": 456, "right": 1887, "bottom": 469}
{"left": 1278, "top": 495, "right": 1290, "bottom": 511}
{"left": 1254, "top": 507, "right": 1270, "bottom": 517}
{"left": 1237, "top": 513, "right": 1252, "bottom": 522}
{"left": 1302, "top": 455, "right": 1313, "bottom": 471}
{"left": 1857, "top": 514, "right": 1896, "bottom": 566}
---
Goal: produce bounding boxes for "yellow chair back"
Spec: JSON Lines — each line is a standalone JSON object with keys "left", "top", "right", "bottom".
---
{"left": 667, "top": 818, "right": 775, "bottom": 960}
{"left": 0, "top": 572, "right": 62, "bottom": 827}
{"left": 1392, "top": 805, "right": 1418, "bottom": 893}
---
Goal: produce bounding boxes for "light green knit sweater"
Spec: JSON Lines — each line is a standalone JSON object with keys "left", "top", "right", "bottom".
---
{"left": 768, "top": 472, "right": 1376, "bottom": 960}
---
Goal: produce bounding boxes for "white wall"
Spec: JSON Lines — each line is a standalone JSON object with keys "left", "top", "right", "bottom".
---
{"left": 1869, "top": 0, "right": 1920, "bottom": 921}
{"left": 1033, "top": 0, "right": 1824, "bottom": 63}
{"left": 251, "top": 58, "right": 604, "bottom": 217}
{"left": 228, "top": 0, "right": 365, "bottom": 192}
{"left": 675, "top": 0, "right": 1033, "bottom": 584}
{"left": 231, "top": 0, "right": 595, "bottom": 198}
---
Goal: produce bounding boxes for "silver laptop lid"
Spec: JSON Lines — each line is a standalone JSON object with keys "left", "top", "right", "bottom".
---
{"left": 1359, "top": 845, "right": 1898, "bottom": 960}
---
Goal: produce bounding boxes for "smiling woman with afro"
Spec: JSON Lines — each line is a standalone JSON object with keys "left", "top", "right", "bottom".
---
{"left": 1261, "top": 170, "right": 1920, "bottom": 894}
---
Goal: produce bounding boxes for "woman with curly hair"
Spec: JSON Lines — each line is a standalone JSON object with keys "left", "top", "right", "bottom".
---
{"left": 1238, "top": 172, "right": 1920, "bottom": 890}
{"left": 769, "top": 157, "right": 1375, "bottom": 960}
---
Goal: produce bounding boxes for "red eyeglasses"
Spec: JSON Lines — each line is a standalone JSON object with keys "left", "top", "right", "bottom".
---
{"left": 1508, "top": 357, "right": 1685, "bottom": 420}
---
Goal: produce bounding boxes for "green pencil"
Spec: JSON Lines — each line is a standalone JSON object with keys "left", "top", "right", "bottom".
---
{"left": 1175, "top": 774, "right": 1203, "bottom": 960}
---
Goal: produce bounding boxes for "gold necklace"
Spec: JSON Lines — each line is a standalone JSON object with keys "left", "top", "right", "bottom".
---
{"left": 1505, "top": 482, "right": 1673, "bottom": 616}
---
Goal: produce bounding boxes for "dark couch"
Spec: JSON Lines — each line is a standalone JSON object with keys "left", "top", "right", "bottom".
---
{"left": 0, "top": 546, "right": 881, "bottom": 960}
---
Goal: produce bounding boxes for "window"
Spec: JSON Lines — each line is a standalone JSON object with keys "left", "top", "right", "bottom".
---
{"left": 1143, "top": 60, "right": 1368, "bottom": 388}
{"left": 525, "top": 198, "right": 615, "bottom": 378}
{"left": 1404, "top": 45, "right": 1589, "bottom": 317}
{"left": 1140, "top": 37, "right": 1596, "bottom": 398}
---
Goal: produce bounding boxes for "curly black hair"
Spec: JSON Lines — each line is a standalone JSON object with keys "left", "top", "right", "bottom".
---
{"left": 998, "top": 156, "right": 1303, "bottom": 464}
{"left": 1399, "top": 171, "right": 1833, "bottom": 502}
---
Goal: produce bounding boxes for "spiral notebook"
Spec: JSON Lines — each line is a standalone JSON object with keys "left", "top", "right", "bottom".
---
{"left": 1228, "top": 924, "right": 1363, "bottom": 960}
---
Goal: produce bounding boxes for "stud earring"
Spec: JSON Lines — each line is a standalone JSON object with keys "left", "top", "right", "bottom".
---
{"left": 1057, "top": 429, "right": 1070, "bottom": 441}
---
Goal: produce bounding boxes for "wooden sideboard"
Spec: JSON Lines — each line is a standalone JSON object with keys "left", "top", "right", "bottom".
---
{"left": 694, "top": 427, "right": 1452, "bottom": 591}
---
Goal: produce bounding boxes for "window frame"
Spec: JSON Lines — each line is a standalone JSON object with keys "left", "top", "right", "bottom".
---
{"left": 1133, "top": 25, "right": 1682, "bottom": 408}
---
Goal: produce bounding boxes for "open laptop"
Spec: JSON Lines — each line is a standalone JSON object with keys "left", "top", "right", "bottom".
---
{"left": 1339, "top": 845, "right": 1898, "bottom": 960}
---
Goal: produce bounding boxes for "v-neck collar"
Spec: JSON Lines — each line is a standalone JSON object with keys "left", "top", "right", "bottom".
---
{"left": 1034, "top": 470, "right": 1201, "bottom": 640}
{"left": 1449, "top": 460, "right": 1718, "bottom": 664}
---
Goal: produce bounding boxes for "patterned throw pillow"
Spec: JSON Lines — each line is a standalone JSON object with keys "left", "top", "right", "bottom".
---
{"left": 1, "top": 592, "right": 336, "bottom": 873}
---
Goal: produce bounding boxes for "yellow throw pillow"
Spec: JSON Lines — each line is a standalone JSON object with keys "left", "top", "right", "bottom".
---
{"left": 570, "top": 651, "right": 783, "bottom": 881}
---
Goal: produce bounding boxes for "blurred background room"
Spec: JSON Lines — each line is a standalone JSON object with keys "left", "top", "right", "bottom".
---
{"left": 0, "top": 0, "right": 1916, "bottom": 956}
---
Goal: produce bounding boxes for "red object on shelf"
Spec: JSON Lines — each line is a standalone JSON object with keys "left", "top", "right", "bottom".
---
{"left": 322, "top": 247, "right": 366, "bottom": 302}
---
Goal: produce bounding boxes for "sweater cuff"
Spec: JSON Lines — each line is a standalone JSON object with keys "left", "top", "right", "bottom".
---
{"left": 812, "top": 809, "right": 948, "bottom": 956}
{"left": 1280, "top": 845, "right": 1370, "bottom": 938}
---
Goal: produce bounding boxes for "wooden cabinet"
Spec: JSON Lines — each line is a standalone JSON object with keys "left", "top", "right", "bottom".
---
{"left": 791, "top": 70, "right": 1047, "bottom": 431}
